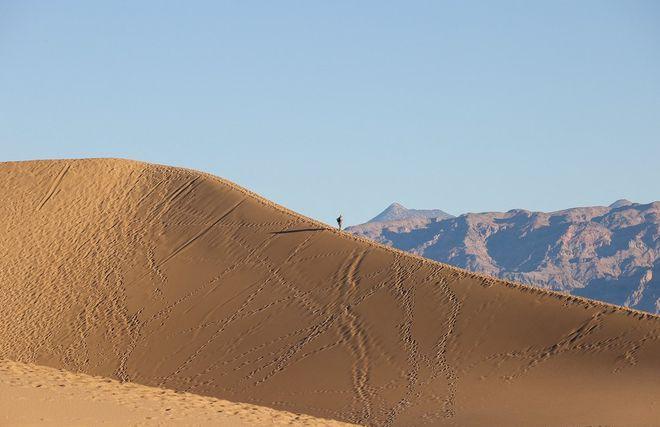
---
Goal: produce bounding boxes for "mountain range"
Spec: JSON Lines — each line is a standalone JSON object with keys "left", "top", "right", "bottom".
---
{"left": 348, "top": 200, "right": 660, "bottom": 314}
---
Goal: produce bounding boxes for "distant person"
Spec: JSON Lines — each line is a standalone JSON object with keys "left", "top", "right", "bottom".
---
{"left": 337, "top": 214, "right": 343, "bottom": 230}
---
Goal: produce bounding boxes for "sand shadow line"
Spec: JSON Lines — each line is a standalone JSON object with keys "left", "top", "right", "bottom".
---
{"left": 271, "top": 228, "right": 326, "bottom": 234}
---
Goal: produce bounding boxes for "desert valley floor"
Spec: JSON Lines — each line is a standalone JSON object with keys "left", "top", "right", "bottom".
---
{"left": 0, "top": 159, "right": 658, "bottom": 426}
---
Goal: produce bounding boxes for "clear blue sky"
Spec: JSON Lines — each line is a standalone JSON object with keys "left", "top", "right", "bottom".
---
{"left": 1, "top": 1, "right": 659, "bottom": 225}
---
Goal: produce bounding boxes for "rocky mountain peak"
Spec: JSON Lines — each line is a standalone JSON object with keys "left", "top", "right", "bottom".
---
{"left": 609, "top": 199, "right": 634, "bottom": 209}
{"left": 351, "top": 200, "right": 659, "bottom": 314}
{"left": 368, "top": 203, "right": 453, "bottom": 223}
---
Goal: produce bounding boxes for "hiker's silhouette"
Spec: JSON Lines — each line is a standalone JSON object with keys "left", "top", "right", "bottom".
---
{"left": 336, "top": 215, "right": 343, "bottom": 230}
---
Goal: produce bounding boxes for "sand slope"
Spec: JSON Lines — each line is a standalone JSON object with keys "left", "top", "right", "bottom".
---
{"left": 0, "top": 158, "right": 658, "bottom": 426}
{"left": 0, "top": 359, "right": 354, "bottom": 426}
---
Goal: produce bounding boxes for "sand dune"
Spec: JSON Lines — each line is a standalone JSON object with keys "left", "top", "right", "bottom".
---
{"left": 0, "top": 158, "right": 659, "bottom": 426}
{"left": 0, "top": 359, "right": 354, "bottom": 426}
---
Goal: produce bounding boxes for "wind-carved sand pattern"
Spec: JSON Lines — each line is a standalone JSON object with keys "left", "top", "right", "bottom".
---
{"left": 0, "top": 158, "right": 659, "bottom": 426}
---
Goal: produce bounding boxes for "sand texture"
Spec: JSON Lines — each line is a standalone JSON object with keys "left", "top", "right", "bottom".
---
{"left": 0, "top": 359, "right": 354, "bottom": 426}
{"left": 0, "top": 158, "right": 659, "bottom": 426}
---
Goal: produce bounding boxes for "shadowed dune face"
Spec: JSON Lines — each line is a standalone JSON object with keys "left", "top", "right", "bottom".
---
{"left": 0, "top": 159, "right": 659, "bottom": 426}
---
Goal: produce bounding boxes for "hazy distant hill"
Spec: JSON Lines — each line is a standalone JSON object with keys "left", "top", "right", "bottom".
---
{"left": 349, "top": 200, "right": 660, "bottom": 314}
{"left": 368, "top": 202, "right": 454, "bottom": 222}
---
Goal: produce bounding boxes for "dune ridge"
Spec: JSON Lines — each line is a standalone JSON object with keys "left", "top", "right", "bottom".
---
{"left": 0, "top": 158, "right": 659, "bottom": 426}
{"left": 0, "top": 358, "right": 355, "bottom": 426}
{"left": 194, "top": 160, "right": 658, "bottom": 320}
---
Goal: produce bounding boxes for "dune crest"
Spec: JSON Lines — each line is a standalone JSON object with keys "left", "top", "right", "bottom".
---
{"left": 0, "top": 359, "right": 354, "bottom": 426}
{"left": 0, "top": 159, "right": 658, "bottom": 426}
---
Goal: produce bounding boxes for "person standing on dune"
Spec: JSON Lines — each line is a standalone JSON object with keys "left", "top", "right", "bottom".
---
{"left": 336, "top": 214, "right": 343, "bottom": 230}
